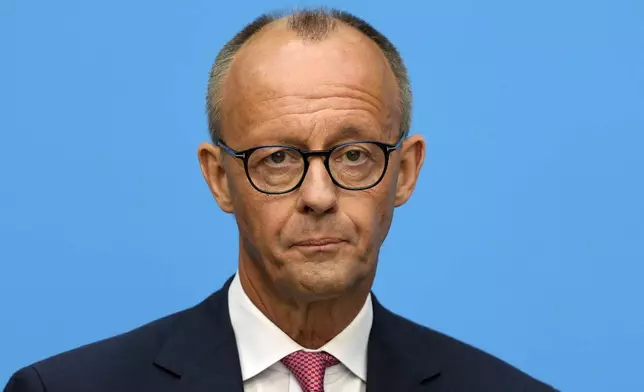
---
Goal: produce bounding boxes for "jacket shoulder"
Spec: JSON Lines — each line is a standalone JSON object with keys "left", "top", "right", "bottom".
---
{"left": 384, "top": 309, "right": 557, "bottom": 391}
{"left": 4, "top": 366, "right": 45, "bottom": 392}
{"left": 6, "top": 305, "right": 194, "bottom": 392}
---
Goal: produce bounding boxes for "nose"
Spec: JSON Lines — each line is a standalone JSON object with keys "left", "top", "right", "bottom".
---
{"left": 296, "top": 158, "right": 338, "bottom": 215}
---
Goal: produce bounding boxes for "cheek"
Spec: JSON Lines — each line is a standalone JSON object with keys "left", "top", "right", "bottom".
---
{"left": 259, "top": 199, "right": 293, "bottom": 237}
{"left": 236, "top": 191, "right": 294, "bottom": 247}
{"left": 342, "top": 188, "right": 394, "bottom": 248}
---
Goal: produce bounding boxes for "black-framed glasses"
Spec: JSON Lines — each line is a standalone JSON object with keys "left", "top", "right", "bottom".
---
{"left": 215, "top": 136, "right": 404, "bottom": 195}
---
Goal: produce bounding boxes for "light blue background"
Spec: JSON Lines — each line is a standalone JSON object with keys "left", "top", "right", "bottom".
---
{"left": 1, "top": 0, "right": 643, "bottom": 390}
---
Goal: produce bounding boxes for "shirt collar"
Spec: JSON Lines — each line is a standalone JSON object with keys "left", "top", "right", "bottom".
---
{"left": 228, "top": 272, "right": 373, "bottom": 382}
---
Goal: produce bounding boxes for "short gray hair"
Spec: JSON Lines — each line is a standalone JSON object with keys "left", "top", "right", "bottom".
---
{"left": 206, "top": 8, "right": 412, "bottom": 141}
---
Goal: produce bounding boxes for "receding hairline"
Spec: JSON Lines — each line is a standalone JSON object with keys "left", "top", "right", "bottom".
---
{"left": 228, "top": 18, "right": 398, "bottom": 86}
{"left": 206, "top": 8, "right": 412, "bottom": 141}
{"left": 242, "top": 12, "right": 341, "bottom": 45}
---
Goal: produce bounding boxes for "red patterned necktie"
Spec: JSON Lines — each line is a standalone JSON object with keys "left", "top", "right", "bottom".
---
{"left": 281, "top": 350, "right": 340, "bottom": 392}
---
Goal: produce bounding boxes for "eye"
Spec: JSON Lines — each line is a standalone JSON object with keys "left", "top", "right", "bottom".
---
{"left": 345, "top": 149, "right": 362, "bottom": 162}
{"left": 267, "top": 150, "right": 286, "bottom": 164}
{"left": 257, "top": 148, "right": 300, "bottom": 168}
{"left": 339, "top": 148, "right": 370, "bottom": 165}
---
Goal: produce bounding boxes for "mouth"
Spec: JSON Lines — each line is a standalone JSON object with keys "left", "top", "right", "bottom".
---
{"left": 292, "top": 238, "right": 346, "bottom": 252}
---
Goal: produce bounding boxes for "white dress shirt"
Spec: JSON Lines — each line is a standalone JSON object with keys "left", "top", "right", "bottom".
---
{"left": 228, "top": 273, "right": 373, "bottom": 392}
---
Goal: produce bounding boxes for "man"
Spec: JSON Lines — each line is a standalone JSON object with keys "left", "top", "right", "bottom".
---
{"left": 5, "top": 8, "right": 557, "bottom": 392}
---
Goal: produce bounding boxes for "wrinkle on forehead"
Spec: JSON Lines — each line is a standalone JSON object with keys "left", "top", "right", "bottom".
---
{"left": 219, "top": 22, "right": 401, "bottom": 143}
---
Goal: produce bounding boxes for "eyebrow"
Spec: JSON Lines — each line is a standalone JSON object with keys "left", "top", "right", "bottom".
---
{"left": 269, "top": 125, "right": 378, "bottom": 149}
{"left": 334, "top": 125, "right": 372, "bottom": 141}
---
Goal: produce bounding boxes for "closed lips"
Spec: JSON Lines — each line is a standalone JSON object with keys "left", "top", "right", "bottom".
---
{"left": 294, "top": 238, "right": 344, "bottom": 246}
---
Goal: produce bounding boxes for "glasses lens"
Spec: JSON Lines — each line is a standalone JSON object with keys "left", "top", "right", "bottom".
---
{"left": 329, "top": 142, "right": 386, "bottom": 189}
{"left": 247, "top": 147, "right": 304, "bottom": 193}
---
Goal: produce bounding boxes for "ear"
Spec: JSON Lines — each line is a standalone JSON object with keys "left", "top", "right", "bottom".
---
{"left": 394, "top": 134, "right": 426, "bottom": 207}
{"left": 197, "top": 142, "right": 234, "bottom": 213}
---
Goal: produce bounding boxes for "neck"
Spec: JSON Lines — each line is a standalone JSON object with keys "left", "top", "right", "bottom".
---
{"left": 238, "top": 257, "right": 373, "bottom": 349}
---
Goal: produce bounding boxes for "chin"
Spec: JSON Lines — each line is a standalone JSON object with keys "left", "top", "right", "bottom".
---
{"left": 282, "top": 259, "right": 369, "bottom": 300}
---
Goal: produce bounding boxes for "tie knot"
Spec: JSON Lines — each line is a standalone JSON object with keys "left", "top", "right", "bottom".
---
{"left": 281, "top": 350, "right": 340, "bottom": 392}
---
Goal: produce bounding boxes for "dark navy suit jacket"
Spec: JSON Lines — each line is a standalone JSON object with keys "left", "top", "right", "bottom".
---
{"left": 4, "top": 277, "right": 557, "bottom": 391}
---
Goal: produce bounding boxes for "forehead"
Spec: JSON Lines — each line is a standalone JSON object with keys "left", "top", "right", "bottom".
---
{"left": 219, "top": 22, "right": 400, "bottom": 144}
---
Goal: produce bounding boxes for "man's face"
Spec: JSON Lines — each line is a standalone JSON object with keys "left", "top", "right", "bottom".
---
{"left": 199, "top": 23, "right": 424, "bottom": 301}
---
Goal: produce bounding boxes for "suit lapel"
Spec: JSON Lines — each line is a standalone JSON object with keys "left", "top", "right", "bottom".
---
{"left": 151, "top": 278, "right": 442, "bottom": 392}
{"left": 367, "top": 295, "right": 441, "bottom": 391}
{"left": 153, "top": 276, "right": 244, "bottom": 392}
